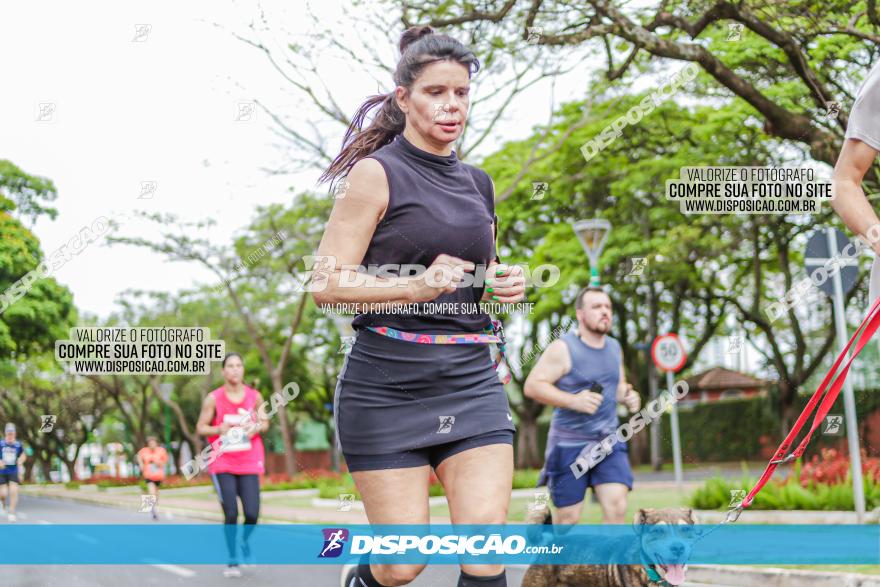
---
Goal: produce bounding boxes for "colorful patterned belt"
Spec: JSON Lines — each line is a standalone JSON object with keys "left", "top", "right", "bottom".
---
{"left": 365, "top": 320, "right": 511, "bottom": 384}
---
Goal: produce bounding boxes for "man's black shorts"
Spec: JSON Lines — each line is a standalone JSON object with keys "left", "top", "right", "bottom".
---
{"left": 0, "top": 471, "right": 21, "bottom": 485}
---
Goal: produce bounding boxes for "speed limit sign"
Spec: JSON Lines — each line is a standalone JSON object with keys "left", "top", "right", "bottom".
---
{"left": 651, "top": 333, "right": 687, "bottom": 372}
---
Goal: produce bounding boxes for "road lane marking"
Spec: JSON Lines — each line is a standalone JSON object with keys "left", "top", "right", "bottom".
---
{"left": 151, "top": 563, "right": 196, "bottom": 578}
{"left": 74, "top": 533, "right": 99, "bottom": 544}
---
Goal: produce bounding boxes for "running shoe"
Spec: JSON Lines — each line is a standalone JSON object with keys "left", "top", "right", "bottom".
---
{"left": 240, "top": 543, "right": 256, "bottom": 568}
{"left": 7, "top": 513, "right": 16, "bottom": 522}
{"left": 223, "top": 564, "right": 242, "bottom": 578}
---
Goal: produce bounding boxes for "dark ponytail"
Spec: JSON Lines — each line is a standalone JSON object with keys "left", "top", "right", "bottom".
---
{"left": 318, "top": 25, "right": 480, "bottom": 188}
{"left": 221, "top": 352, "right": 243, "bottom": 368}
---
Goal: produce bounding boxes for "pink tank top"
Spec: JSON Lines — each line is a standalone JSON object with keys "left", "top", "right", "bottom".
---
{"left": 207, "top": 385, "right": 265, "bottom": 475}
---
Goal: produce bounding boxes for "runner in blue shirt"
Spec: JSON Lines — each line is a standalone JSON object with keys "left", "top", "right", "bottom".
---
{"left": 0, "top": 423, "right": 26, "bottom": 522}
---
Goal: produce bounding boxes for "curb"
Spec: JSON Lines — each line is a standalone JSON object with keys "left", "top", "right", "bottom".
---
{"left": 688, "top": 565, "right": 880, "bottom": 586}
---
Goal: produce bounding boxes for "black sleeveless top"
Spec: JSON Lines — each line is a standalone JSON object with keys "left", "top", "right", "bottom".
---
{"left": 350, "top": 133, "right": 497, "bottom": 335}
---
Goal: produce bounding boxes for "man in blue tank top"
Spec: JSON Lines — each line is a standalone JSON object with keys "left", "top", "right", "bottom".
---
{"left": 525, "top": 286, "right": 641, "bottom": 524}
{"left": 0, "top": 423, "right": 26, "bottom": 522}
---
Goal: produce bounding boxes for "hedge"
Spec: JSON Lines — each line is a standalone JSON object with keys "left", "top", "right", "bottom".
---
{"left": 516, "top": 388, "right": 880, "bottom": 466}
{"left": 659, "top": 388, "right": 880, "bottom": 463}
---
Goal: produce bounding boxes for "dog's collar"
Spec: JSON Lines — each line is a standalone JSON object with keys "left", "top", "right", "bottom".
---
{"left": 640, "top": 552, "right": 670, "bottom": 586}
{"left": 644, "top": 565, "right": 667, "bottom": 585}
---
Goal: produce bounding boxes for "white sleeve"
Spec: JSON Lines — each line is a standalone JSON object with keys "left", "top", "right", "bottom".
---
{"left": 845, "top": 61, "right": 880, "bottom": 152}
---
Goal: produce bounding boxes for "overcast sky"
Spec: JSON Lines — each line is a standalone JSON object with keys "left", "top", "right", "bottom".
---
{"left": 1, "top": 0, "right": 601, "bottom": 320}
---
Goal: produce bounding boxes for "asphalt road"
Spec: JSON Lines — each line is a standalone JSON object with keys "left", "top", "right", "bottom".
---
{"left": 0, "top": 495, "right": 731, "bottom": 586}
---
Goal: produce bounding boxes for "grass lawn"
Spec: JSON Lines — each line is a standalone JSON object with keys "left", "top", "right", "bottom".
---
{"left": 753, "top": 565, "right": 880, "bottom": 575}
{"left": 428, "top": 485, "right": 694, "bottom": 522}
{"left": 630, "top": 461, "right": 768, "bottom": 474}
{"left": 162, "top": 484, "right": 692, "bottom": 522}
{"left": 632, "top": 462, "right": 703, "bottom": 473}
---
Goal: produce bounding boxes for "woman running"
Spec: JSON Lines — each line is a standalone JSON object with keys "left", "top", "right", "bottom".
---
{"left": 136, "top": 436, "right": 168, "bottom": 520}
{"left": 315, "top": 26, "right": 525, "bottom": 587}
{"left": 195, "top": 352, "right": 269, "bottom": 578}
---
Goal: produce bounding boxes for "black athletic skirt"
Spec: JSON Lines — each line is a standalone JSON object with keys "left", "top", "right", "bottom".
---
{"left": 333, "top": 328, "right": 516, "bottom": 457}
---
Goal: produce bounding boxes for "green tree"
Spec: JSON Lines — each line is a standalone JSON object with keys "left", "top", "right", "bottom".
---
{"left": 0, "top": 161, "right": 75, "bottom": 358}
{"left": 407, "top": 0, "right": 876, "bottom": 170}
{"left": 108, "top": 194, "right": 334, "bottom": 475}
{"left": 0, "top": 355, "right": 107, "bottom": 481}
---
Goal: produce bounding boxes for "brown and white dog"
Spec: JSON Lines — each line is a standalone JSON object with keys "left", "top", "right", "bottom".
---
{"left": 521, "top": 505, "right": 697, "bottom": 587}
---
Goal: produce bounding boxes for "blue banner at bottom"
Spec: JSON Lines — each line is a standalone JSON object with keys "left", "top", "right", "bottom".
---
{"left": 0, "top": 524, "right": 877, "bottom": 565}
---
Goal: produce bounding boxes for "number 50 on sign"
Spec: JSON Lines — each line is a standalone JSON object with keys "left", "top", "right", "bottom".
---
{"left": 651, "top": 333, "right": 687, "bottom": 372}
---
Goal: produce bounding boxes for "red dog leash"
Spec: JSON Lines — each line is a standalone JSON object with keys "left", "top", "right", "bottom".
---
{"left": 724, "top": 294, "right": 880, "bottom": 520}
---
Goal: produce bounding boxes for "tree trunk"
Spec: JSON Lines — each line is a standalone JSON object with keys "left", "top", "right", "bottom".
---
{"left": 61, "top": 457, "right": 77, "bottom": 481}
{"left": 169, "top": 442, "right": 182, "bottom": 475}
{"left": 66, "top": 443, "right": 85, "bottom": 481}
{"left": 151, "top": 379, "right": 203, "bottom": 456}
{"left": 516, "top": 416, "right": 542, "bottom": 469}
{"left": 780, "top": 398, "right": 797, "bottom": 439}
{"left": 270, "top": 373, "right": 297, "bottom": 476}
{"left": 630, "top": 425, "right": 646, "bottom": 467}
{"left": 40, "top": 459, "right": 52, "bottom": 483}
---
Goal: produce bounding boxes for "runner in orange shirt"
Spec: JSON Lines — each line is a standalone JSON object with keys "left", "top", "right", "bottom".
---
{"left": 136, "top": 436, "right": 168, "bottom": 520}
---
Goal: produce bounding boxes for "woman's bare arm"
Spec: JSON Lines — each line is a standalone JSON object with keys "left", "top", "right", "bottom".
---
{"left": 195, "top": 394, "right": 226, "bottom": 436}
{"left": 312, "top": 158, "right": 411, "bottom": 306}
{"left": 313, "top": 158, "right": 471, "bottom": 307}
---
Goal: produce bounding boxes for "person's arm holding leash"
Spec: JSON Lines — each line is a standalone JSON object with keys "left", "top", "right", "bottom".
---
{"left": 524, "top": 339, "right": 603, "bottom": 414}
{"left": 832, "top": 138, "right": 880, "bottom": 252}
{"left": 832, "top": 61, "right": 880, "bottom": 250}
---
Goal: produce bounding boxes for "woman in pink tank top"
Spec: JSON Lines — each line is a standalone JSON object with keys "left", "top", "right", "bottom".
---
{"left": 206, "top": 383, "right": 265, "bottom": 476}
{"left": 196, "top": 352, "right": 268, "bottom": 577}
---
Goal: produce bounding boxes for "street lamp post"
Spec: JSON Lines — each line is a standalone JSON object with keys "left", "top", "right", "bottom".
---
{"left": 79, "top": 415, "right": 95, "bottom": 480}
{"left": 571, "top": 219, "right": 612, "bottom": 286}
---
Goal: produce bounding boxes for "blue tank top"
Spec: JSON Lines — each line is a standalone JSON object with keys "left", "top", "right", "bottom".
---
{"left": 550, "top": 332, "right": 622, "bottom": 440}
{"left": 350, "top": 133, "right": 497, "bottom": 334}
{"left": 0, "top": 440, "right": 23, "bottom": 473}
